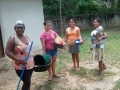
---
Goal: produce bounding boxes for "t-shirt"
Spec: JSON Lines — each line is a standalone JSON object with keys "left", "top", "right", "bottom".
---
{"left": 66, "top": 27, "right": 80, "bottom": 45}
{"left": 40, "top": 30, "right": 57, "bottom": 50}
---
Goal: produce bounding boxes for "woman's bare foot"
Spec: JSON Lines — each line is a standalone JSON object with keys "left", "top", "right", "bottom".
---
{"left": 76, "top": 67, "right": 80, "bottom": 71}
{"left": 95, "top": 70, "right": 102, "bottom": 75}
{"left": 71, "top": 66, "right": 76, "bottom": 70}
{"left": 47, "top": 76, "right": 52, "bottom": 81}
{"left": 97, "top": 71, "right": 102, "bottom": 75}
{"left": 103, "top": 66, "right": 107, "bottom": 69}
{"left": 53, "top": 74, "right": 60, "bottom": 78}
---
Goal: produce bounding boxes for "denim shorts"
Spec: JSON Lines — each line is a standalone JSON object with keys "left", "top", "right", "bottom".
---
{"left": 46, "top": 48, "right": 57, "bottom": 57}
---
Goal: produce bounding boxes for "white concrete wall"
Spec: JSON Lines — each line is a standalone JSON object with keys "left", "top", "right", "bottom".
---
{"left": 0, "top": 0, "right": 44, "bottom": 55}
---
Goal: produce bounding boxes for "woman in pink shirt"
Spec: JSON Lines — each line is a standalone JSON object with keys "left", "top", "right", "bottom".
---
{"left": 40, "top": 21, "right": 60, "bottom": 81}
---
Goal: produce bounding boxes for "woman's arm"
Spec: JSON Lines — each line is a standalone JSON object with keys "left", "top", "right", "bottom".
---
{"left": 5, "top": 36, "right": 27, "bottom": 64}
{"left": 78, "top": 28, "right": 83, "bottom": 42}
{"left": 40, "top": 38, "right": 46, "bottom": 54}
{"left": 97, "top": 32, "right": 108, "bottom": 42}
{"left": 103, "top": 32, "right": 108, "bottom": 38}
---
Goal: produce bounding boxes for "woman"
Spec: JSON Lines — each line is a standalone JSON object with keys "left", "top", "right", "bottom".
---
{"left": 40, "top": 21, "right": 60, "bottom": 81}
{"left": 65, "top": 18, "right": 83, "bottom": 71}
{"left": 5, "top": 20, "right": 34, "bottom": 90}
{"left": 90, "top": 18, "right": 107, "bottom": 74}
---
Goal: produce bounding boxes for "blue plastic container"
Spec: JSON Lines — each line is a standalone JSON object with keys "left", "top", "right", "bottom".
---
{"left": 74, "top": 39, "right": 84, "bottom": 45}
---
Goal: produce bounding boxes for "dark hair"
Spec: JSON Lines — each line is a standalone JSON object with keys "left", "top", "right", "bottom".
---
{"left": 43, "top": 21, "right": 50, "bottom": 26}
{"left": 95, "top": 18, "right": 102, "bottom": 24}
{"left": 69, "top": 18, "right": 76, "bottom": 23}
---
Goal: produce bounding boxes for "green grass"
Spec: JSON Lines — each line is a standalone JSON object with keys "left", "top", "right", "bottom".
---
{"left": 114, "top": 80, "right": 120, "bottom": 90}
{"left": 34, "top": 27, "right": 120, "bottom": 90}
{"left": 94, "top": 88, "right": 101, "bottom": 90}
{"left": 82, "top": 28, "right": 120, "bottom": 65}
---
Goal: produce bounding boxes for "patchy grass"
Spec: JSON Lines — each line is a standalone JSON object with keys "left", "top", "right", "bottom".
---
{"left": 34, "top": 27, "right": 120, "bottom": 90}
{"left": 34, "top": 80, "right": 86, "bottom": 90}
{"left": 114, "top": 80, "right": 120, "bottom": 90}
{"left": 59, "top": 27, "right": 120, "bottom": 68}
{"left": 69, "top": 67, "right": 116, "bottom": 81}
{"left": 80, "top": 27, "right": 120, "bottom": 67}
{"left": 95, "top": 88, "right": 101, "bottom": 90}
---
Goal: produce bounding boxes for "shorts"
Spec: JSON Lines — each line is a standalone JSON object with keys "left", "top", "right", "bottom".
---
{"left": 92, "top": 44, "right": 104, "bottom": 61}
{"left": 68, "top": 45, "right": 80, "bottom": 53}
{"left": 46, "top": 48, "right": 57, "bottom": 57}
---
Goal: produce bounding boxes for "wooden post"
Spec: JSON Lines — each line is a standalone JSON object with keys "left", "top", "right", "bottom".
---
{"left": 59, "top": 0, "right": 63, "bottom": 37}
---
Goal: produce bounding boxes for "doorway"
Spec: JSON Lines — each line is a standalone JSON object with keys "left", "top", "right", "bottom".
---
{"left": 0, "top": 26, "right": 4, "bottom": 57}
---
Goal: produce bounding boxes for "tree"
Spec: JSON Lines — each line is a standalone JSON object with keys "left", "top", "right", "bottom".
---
{"left": 117, "top": 0, "right": 120, "bottom": 9}
{"left": 111, "top": 0, "right": 115, "bottom": 10}
{"left": 43, "top": 0, "right": 119, "bottom": 16}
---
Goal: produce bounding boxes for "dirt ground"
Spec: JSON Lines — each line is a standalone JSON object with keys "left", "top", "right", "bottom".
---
{"left": 0, "top": 57, "right": 120, "bottom": 90}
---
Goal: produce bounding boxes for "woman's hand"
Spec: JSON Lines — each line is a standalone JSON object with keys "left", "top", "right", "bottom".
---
{"left": 97, "top": 33, "right": 107, "bottom": 42}
{"left": 18, "top": 58, "right": 27, "bottom": 65}
{"left": 97, "top": 36, "right": 102, "bottom": 42}
{"left": 90, "top": 47, "right": 93, "bottom": 51}
{"left": 80, "top": 39, "right": 84, "bottom": 43}
{"left": 63, "top": 45, "right": 66, "bottom": 50}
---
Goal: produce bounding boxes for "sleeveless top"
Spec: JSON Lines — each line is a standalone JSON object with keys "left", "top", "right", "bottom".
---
{"left": 13, "top": 35, "right": 34, "bottom": 70}
{"left": 66, "top": 27, "right": 80, "bottom": 45}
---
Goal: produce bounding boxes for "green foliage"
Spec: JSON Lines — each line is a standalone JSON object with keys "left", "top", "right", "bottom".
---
{"left": 43, "top": 0, "right": 59, "bottom": 16}
{"left": 114, "top": 80, "right": 120, "bottom": 90}
{"left": 43, "top": 0, "right": 120, "bottom": 16}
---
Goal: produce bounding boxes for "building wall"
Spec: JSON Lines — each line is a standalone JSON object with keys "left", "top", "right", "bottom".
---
{"left": 0, "top": 0, "right": 44, "bottom": 55}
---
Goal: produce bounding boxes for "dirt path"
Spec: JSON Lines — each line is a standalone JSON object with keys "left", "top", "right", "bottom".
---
{"left": 0, "top": 59, "right": 120, "bottom": 90}
{"left": 80, "top": 61, "right": 120, "bottom": 90}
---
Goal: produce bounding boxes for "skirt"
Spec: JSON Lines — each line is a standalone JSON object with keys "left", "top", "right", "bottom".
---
{"left": 68, "top": 45, "right": 80, "bottom": 53}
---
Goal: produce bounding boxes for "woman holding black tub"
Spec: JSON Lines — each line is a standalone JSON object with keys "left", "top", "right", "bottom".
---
{"left": 40, "top": 21, "right": 66, "bottom": 81}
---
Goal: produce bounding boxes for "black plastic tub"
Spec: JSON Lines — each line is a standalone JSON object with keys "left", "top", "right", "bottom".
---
{"left": 54, "top": 43, "right": 64, "bottom": 49}
{"left": 33, "top": 61, "right": 51, "bottom": 72}
{"left": 33, "top": 54, "right": 51, "bottom": 72}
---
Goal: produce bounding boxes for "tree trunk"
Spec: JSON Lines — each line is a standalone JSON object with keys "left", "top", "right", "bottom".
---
{"left": 110, "top": 0, "right": 115, "bottom": 10}
{"left": 59, "top": 0, "right": 63, "bottom": 37}
{"left": 117, "top": 0, "right": 120, "bottom": 8}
